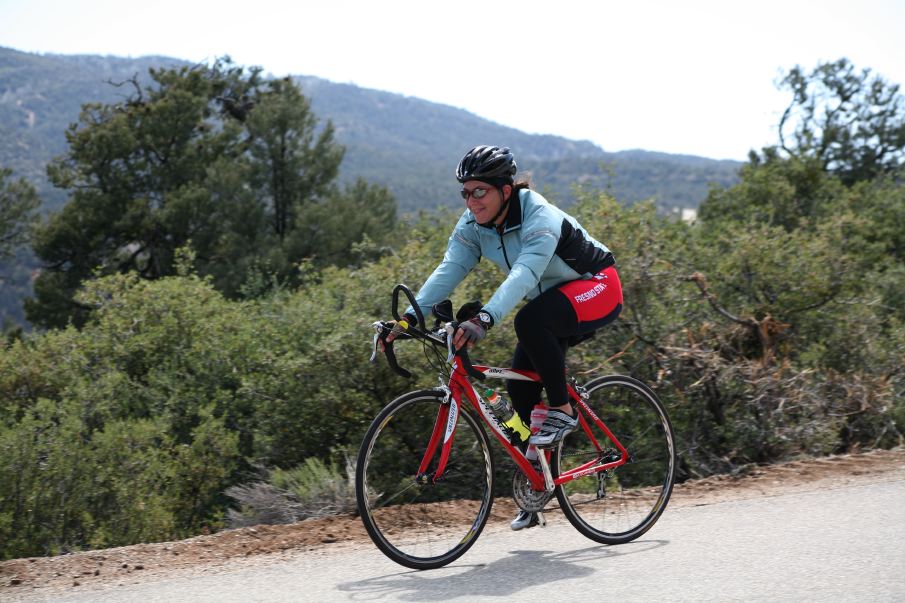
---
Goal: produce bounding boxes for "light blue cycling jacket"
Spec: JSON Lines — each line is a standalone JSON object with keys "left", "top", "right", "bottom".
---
{"left": 409, "top": 188, "right": 614, "bottom": 325}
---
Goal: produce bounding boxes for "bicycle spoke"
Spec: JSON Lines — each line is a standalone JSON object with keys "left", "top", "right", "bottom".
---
{"left": 375, "top": 479, "right": 421, "bottom": 507}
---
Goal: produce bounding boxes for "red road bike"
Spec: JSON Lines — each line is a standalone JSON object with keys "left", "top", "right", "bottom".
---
{"left": 355, "top": 284, "right": 676, "bottom": 570}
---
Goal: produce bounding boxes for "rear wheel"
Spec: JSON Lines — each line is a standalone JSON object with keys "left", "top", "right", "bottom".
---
{"left": 355, "top": 389, "right": 494, "bottom": 569}
{"left": 553, "top": 375, "right": 676, "bottom": 544}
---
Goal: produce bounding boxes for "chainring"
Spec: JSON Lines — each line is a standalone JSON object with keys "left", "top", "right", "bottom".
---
{"left": 511, "top": 468, "right": 555, "bottom": 512}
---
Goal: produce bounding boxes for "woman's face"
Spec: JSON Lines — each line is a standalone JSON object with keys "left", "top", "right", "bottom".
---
{"left": 462, "top": 180, "right": 511, "bottom": 225}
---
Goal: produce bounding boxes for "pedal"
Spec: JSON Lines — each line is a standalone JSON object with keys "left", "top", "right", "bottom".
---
{"left": 536, "top": 510, "right": 547, "bottom": 528}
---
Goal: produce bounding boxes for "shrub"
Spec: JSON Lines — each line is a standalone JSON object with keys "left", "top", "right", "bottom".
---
{"left": 226, "top": 456, "right": 357, "bottom": 527}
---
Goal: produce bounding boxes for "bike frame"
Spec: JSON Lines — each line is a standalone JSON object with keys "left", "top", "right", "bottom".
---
{"left": 419, "top": 350, "right": 631, "bottom": 492}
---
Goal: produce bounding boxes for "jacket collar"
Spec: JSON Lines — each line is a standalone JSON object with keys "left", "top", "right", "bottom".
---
{"left": 500, "top": 188, "right": 524, "bottom": 233}
{"left": 475, "top": 188, "right": 524, "bottom": 233}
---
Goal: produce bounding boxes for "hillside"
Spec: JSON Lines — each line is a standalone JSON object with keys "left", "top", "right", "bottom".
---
{"left": 291, "top": 75, "right": 742, "bottom": 211}
{"left": 1, "top": 46, "right": 740, "bottom": 213}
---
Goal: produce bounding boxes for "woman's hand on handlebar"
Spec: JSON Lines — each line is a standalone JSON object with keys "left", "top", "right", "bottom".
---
{"left": 378, "top": 314, "right": 417, "bottom": 351}
{"left": 453, "top": 317, "right": 487, "bottom": 350}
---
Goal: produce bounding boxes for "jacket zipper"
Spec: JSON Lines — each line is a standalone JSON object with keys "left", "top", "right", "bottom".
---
{"left": 498, "top": 230, "right": 512, "bottom": 270}
{"left": 498, "top": 229, "right": 543, "bottom": 295}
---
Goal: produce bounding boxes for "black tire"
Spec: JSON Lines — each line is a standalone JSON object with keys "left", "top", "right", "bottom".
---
{"left": 355, "top": 389, "right": 494, "bottom": 570}
{"left": 553, "top": 375, "right": 676, "bottom": 544}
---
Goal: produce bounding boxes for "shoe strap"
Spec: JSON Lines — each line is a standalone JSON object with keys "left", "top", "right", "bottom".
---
{"left": 538, "top": 410, "right": 576, "bottom": 432}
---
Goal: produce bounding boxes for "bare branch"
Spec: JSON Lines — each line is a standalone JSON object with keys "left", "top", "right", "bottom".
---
{"left": 681, "top": 272, "right": 758, "bottom": 328}
{"left": 105, "top": 73, "right": 143, "bottom": 104}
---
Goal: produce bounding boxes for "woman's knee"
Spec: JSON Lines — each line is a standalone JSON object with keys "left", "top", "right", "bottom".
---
{"left": 513, "top": 303, "right": 542, "bottom": 339}
{"left": 507, "top": 379, "right": 541, "bottom": 423}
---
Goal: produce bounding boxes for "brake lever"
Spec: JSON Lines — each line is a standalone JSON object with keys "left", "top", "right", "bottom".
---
{"left": 371, "top": 320, "right": 413, "bottom": 379}
{"left": 370, "top": 320, "right": 392, "bottom": 362}
{"left": 444, "top": 323, "right": 456, "bottom": 361}
{"left": 444, "top": 322, "right": 486, "bottom": 381}
{"left": 369, "top": 324, "right": 381, "bottom": 363}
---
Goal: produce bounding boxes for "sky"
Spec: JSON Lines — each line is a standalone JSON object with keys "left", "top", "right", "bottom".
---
{"left": 2, "top": 0, "right": 904, "bottom": 161}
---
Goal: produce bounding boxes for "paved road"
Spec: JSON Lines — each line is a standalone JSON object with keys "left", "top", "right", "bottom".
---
{"left": 18, "top": 478, "right": 905, "bottom": 602}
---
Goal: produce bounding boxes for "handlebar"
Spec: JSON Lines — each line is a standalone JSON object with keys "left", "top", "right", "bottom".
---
{"left": 391, "top": 283, "right": 424, "bottom": 328}
{"left": 376, "top": 284, "right": 485, "bottom": 381}
{"left": 458, "top": 346, "right": 487, "bottom": 381}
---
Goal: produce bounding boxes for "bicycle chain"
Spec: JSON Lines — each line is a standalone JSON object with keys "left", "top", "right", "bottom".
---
{"left": 559, "top": 447, "right": 620, "bottom": 460}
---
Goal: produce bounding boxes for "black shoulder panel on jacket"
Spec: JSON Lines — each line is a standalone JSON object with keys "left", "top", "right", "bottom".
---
{"left": 555, "top": 220, "right": 614, "bottom": 275}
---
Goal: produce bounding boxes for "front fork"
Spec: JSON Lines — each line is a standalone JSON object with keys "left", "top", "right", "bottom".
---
{"left": 416, "top": 383, "right": 456, "bottom": 482}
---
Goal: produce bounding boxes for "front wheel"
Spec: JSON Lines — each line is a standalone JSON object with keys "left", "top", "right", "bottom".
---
{"left": 355, "top": 389, "right": 494, "bottom": 570}
{"left": 553, "top": 375, "right": 676, "bottom": 544}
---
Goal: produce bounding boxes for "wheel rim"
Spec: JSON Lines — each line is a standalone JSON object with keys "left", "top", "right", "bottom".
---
{"left": 359, "top": 393, "right": 493, "bottom": 566}
{"left": 556, "top": 377, "right": 675, "bottom": 540}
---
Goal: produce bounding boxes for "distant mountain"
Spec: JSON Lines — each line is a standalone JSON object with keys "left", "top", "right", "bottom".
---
{"left": 295, "top": 75, "right": 741, "bottom": 211}
{"left": 1, "top": 46, "right": 741, "bottom": 214}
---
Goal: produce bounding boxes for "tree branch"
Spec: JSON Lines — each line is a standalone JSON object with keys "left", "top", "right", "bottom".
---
{"left": 681, "top": 272, "right": 758, "bottom": 328}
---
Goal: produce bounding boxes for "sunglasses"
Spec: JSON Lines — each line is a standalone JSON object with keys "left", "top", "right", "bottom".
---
{"left": 460, "top": 186, "right": 490, "bottom": 200}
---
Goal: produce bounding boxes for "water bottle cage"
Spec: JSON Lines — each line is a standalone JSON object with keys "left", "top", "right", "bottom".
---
{"left": 482, "top": 401, "right": 523, "bottom": 444}
{"left": 501, "top": 424, "right": 526, "bottom": 445}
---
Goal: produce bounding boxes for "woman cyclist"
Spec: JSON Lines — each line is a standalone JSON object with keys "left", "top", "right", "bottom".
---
{"left": 389, "top": 145, "right": 623, "bottom": 530}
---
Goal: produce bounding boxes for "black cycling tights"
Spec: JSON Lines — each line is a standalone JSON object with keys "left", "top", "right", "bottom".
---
{"left": 506, "top": 287, "right": 621, "bottom": 426}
